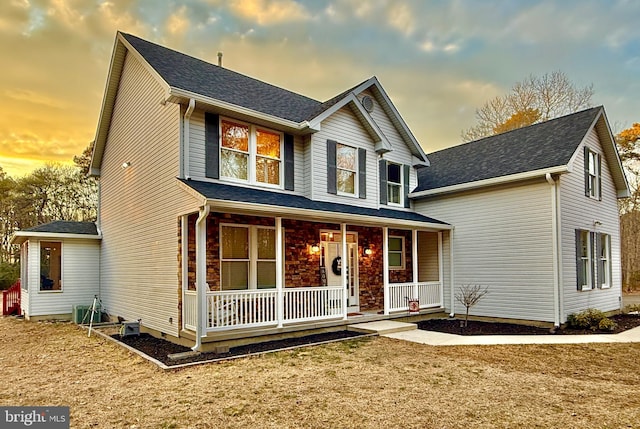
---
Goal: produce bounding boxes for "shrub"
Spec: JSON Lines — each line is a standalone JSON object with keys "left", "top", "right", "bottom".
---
{"left": 0, "top": 262, "right": 19, "bottom": 290}
{"left": 566, "top": 308, "right": 616, "bottom": 331}
{"left": 623, "top": 304, "right": 640, "bottom": 314}
{"left": 598, "top": 317, "right": 618, "bottom": 331}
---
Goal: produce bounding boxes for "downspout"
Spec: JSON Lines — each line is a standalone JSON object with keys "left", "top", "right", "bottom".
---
{"left": 183, "top": 98, "right": 195, "bottom": 179}
{"left": 449, "top": 228, "right": 455, "bottom": 317}
{"left": 192, "top": 202, "right": 210, "bottom": 352}
{"left": 546, "top": 173, "right": 562, "bottom": 328}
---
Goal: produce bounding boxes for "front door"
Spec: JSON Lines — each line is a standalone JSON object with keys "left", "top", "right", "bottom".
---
{"left": 321, "top": 232, "right": 359, "bottom": 312}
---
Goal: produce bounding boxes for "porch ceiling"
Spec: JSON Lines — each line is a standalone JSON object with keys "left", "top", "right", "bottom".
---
{"left": 178, "top": 179, "right": 450, "bottom": 230}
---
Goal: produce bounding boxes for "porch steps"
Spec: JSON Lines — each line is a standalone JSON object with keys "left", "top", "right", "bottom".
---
{"left": 348, "top": 321, "right": 417, "bottom": 335}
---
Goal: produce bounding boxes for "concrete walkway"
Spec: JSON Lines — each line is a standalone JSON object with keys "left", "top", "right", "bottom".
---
{"left": 348, "top": 320, "right": 640, "bottom": 346}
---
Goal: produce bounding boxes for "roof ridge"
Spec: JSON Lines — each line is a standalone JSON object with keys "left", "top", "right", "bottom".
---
{"left": 428, "top": 105, "right": 602, "bottom": 156}
{"left": 120, "top": 32, "right": 322, "bottom": 106}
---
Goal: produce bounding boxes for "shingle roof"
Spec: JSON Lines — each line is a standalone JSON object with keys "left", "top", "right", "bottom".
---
{"left": 414, "top": 107, "right": 602, "bottom": 192}
{"left": 23, "top": 221, "right": 99, "bottom": 235}
{"left": 122, "top": 33, "right": 326, "bottom": 123}
{"left": 179, "top": 179, "right": 448, "bottom": 226}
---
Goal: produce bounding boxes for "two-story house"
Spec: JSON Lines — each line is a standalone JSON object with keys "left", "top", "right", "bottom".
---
{"left": 11, "top": 32, "right": 628, "bottom": 351}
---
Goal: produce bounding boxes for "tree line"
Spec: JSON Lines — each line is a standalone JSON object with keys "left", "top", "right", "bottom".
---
{"left": 0, "top": 144, "right": 97, "bottom": 288}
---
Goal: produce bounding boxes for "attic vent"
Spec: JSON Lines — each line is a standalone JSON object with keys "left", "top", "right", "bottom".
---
{"left": 361, "top": 95, "right": 374, "bottom": 113}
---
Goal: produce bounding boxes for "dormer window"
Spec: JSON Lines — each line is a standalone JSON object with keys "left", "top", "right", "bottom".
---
{"left": 220, "top": 118, "right": 282, "bottom": 187}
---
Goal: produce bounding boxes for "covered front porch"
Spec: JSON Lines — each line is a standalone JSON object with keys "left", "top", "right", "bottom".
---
{"left": 177, "top": 181, "right": 451, "bottom": 349}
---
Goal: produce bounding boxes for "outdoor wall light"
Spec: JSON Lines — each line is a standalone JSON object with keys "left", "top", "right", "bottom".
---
{"left": 364, "top": 247, "right": 373, "bottom": 256}
{"left": 310, "top": 244, "right": 320, "bottom": 253}
{"left": 121, "top": 161, "right": 131, "bottom": 169}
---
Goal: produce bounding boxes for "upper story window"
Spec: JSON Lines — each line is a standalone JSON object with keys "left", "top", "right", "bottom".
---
{"left": 327, "top": 140, "right": 366, "bottom": 198}
{"left": 220, "top": 118, "right": 282, "bottom": 187}
{"left": 584, "top": 147, "right": 601, "bottom": 200}
{"left": 379, "top": 159, "right": 409, "bottom": 208}
{"left": 336, "top": 143, "right": 357, "bottom": 195}
{"left": 387, "top": 162, "right": 403, "bottom": 206}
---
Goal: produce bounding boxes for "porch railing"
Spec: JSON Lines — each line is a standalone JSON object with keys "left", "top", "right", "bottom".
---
{"left": 184, "top": 282, "right": 442, "bottom": 333}
{"left": 388, "top": 281, "right": 441, "bottom": 312}
{"left": 2, "top": 279, "right": 21, "bottom": 316}
{"left": 203, "top": 286, "right": 344, "bottom": 332}
{"left": 183, "top": 290, "right": 197, "bottom": 331}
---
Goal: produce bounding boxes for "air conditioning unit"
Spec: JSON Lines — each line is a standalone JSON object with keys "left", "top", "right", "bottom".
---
{"left": 121, "top": 321, "right": 140, "bottom": 337}
{"left": 72, "top": 304, "right": 101, "bottom": 324}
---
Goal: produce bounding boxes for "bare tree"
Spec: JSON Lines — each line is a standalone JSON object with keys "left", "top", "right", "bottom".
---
{"left": 455, "top": 284, "right": 489, "bottom": 327}
{"left": 462, "top": 71, "right": 594, "bottom": 142}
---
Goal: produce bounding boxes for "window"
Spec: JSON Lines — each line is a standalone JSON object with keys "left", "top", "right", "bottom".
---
{"left": 220, "top": 118, "right": 282, "bottom": 186}
{"left": 585, "top": 148, "right": 601, "bottom": 199}
{"left": 220, "top": 225, "right": 277, "bottom": 290}
{"left": 598, "top": 233, "right": 611, "bottom": 289}
{"left": 336, "top": 143, "right": 357, "bottom": 195}
{"left": 388, "top": 236, "right": 405, "bottom": 270}
{"left": 220, "top": 120, "right": 249, "bottom": 181}
{"left": 576, "top": 230, "right": 611, "bottom": 290}
{"left": 40, "top": 241, "right": 61, "bottom": 291}
{"left": 577, "top": 230, "right": 591, "bottom": 290}
{"left": 387, "top": 162, "right": 402, "bottom": 205}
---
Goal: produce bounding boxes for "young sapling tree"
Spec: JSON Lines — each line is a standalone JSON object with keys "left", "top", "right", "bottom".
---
{"left": 455, "top": 284, "right": 489, "bottom": 328}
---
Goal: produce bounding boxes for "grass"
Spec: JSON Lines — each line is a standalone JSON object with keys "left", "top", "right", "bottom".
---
{"left": 1, "top": 317, "right": 639, "bottom": 428}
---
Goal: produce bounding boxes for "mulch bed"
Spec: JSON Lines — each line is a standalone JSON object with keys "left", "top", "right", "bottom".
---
{"left": 113, "top": 330, "right": 368, "bottom": 366}
{"left": 417, "top": 313, "right": 640, "bottom": 336}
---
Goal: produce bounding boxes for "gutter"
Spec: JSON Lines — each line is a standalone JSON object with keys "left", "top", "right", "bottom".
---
{"left": 410, "top": 166, "right": 569, "bottom": 199}
{"left": 546, "top": 173, "right": 562, "bottom": 327}
{"left": 192, "top": 202, "right": 211, "bottom": 352}
{"left": 183, "top": 98, "right": 196, "bottom": 179}
{"left": 202, "top": 197, "right": 453, "bottom": 231}
{"left": 169, "top": 88, "right": 317, "bottom": 133}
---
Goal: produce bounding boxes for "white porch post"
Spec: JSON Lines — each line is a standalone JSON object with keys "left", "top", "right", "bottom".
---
{"left": 412, "top": 229, "right": 419, "bottom": 303}
{"left": 449, "top": 228, "right": 456, "bottom": 317}
{"left": 181, "top": 215, "right": 188, "bottom": 331}
{"left": 192, "top": 204, "right": 210, "bottom": 351}
{"left": 383, "top": 226, "right": 389, "bottom": 315}
{"left": 341, "top": 223, "right": 348, "bottom": 320}
{"left": 438, "top": 231, "right": 444, "bottom": 307}
{"left": 276, "top": 217, "right": 284, "bottom": 328}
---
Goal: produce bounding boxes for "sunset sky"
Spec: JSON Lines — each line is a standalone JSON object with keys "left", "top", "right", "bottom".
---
{"left": 1, "top": 0, "right": 639, "bottom": 177}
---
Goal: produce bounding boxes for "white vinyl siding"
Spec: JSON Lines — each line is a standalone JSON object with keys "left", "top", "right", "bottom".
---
{"left": 415, "top": 181, "right": 556, "bottom": 322}
{"left": 363, "top": 89, "right": 418, "bottom": 201}
{"left": 560, "top": 129, "right": 621, "bottom": 319}
{"left": 418, "top": 231, "right": 440, "bottom": 282}
{"left": 23, "top": 239, "right": 100, "bottom": 318}
{"left": 311, "top": 106, "right": 377, "bottom": 207}
{"left": 99, "top": 52, "right": 199, "bottom": 337}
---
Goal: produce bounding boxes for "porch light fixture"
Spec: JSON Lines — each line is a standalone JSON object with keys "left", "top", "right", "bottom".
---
{"left": 310, "top": 244, "right": 320, "bottom": 253}
{"left": 364, "top": 247, "right": 373, "bottom": 256}
{"left": 121, "top": 161, "right": 131, "bottom": 169}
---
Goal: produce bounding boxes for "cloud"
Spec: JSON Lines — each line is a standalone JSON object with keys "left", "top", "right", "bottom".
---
{"left": 166, "top": 5, "right": 189, "bottom": 37}
{"left": 228, "top": 0, "right": 311, "bottom": 25}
